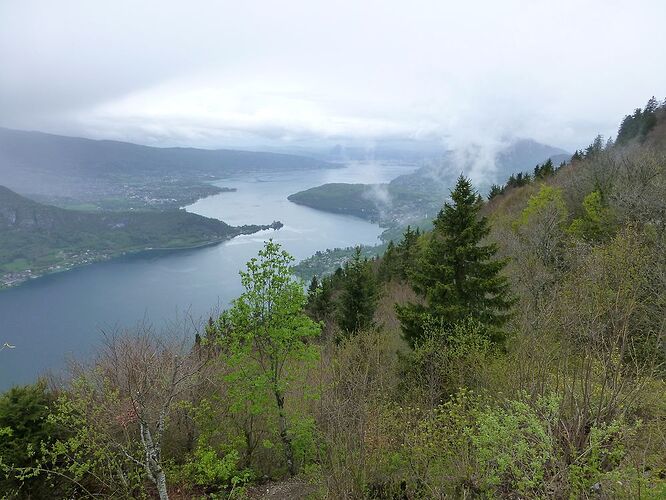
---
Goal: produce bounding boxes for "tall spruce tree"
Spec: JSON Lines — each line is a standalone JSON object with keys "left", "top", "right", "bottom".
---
{"left": 396, "top": 175, "right": 514, "bottom": 347}
{"left": 396, "top": 225, "right": 420, "bottom": 280}
{"left": 378, "top": 240, "right": 397, "bottom": 281}
{"left": 306, "top": 274, "right": 334, "bottom": 322}
{"left": 336, "top": 247, "right": 379, "bottom": 336}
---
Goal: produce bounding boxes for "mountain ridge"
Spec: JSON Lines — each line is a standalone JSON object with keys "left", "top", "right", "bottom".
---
{"left": 0, "top": 127, "right": 336, "bottom": 208}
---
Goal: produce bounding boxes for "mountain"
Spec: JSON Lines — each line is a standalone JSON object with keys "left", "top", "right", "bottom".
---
{"left": 0, "top": 185, "right": 280, "bottom": 287}
{"left": 390, "top": 139, "right": 569, "bottom": 193}
{"left": 0, "top": 127, "right": 335, "bottom": 208}
{"left": 288, "top": 139, "right": 570, "bottom": 227}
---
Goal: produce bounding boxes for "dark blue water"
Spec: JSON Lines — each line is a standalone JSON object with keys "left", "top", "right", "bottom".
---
{"left": 0, "top": 162, "right": 415, "bottom": 389}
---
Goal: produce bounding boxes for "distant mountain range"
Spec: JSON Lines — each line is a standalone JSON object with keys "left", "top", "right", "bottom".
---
{"left": 0, "top": 127, "right": 334, "bottom": 209}
{"left": 288, "top": 139, "right": 570, "bottom": 227}
{"left": 0, "top": 185, "right": 280, "bottom": 288}
{"left": 390, "top": 139, "right": 569, "bottom": 194}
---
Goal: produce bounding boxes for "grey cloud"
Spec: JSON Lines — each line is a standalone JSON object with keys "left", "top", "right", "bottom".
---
{"left": 1, "top": 0, "right": 665, "bottom": 152}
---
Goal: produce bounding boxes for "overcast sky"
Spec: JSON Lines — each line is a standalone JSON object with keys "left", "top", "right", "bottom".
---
{"left": 1, "top": 0, "right": 665, "bottom": 152}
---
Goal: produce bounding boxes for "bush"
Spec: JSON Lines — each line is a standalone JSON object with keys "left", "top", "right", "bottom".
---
{"left": 0, "top": 381, "right": 61, "bottom": 497}
{"left": 470, "top": 394, "right": 559, "bottom": 496}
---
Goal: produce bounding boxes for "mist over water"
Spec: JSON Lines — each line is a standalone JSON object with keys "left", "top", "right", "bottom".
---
{"left": 0, "top": 162, "right": 415, "bottom": 390}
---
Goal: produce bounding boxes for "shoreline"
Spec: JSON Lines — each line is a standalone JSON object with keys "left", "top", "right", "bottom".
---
{"left": 0, "top": 223, "right": 283, "bottom": 291}
{"left": 0, "top": 163, "right": 346, "bottom": 291}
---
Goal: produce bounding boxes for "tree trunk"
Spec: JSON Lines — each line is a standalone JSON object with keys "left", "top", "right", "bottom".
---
{"left": 140, "top": 423, "right": 169, "bottom": 500}
{"left": 274, "top": 391, "right": 296, "bottom": 476}
{"left": 155, "top": 468, "right": 169, "bottom": 500}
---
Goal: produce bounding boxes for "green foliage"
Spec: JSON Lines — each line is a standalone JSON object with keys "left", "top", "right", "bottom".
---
{"left": 513, "top": 184, "right": 569, "bottom": 271}
{"left": 305, "top": 274, "right": 334, "bottom": 322}
{"left": 397, "top": 175, "right": 514, "bottom": 347}
{"left": 514, "top": 184, "right": 568, "bottom": 230}
{"left": 395, "top": 391, "right": 477, "bottom": 496}
{"left": 378, "top": 240, "right": 397, "bottom": 280}
{"left": 223, "top": 240, "right": 320, "bottom": 363}
{"left": 336, "top": 247, "right": 380, "bottom": 336}
{"left": 3, "top": 99, "right": 666, "bottom": 498}
{"left": 533, "top": 158, "right": 555, "bottom": 179}
{"left": 617, "top": 96, "right": 663, "bottom": 144}
{"left": 219, "top": 240, "right": 320, "bottom": 476}
{"left": 379, "top": 225, "right": 421, "bottom": 282}
{"left": 488, "top": 183, "right": 505, "bottom": 200}
{"left": 291, "top": 243, "right": 385, "bottom": 282}
{"left": 401, "top": 317, "right": 494, "bottom": 405}
{"left": 470, "top": 394, "right": 559, "bottom": 496}
{"left": 568, "top": 190, "right": 616, "bottom": 242}
{"left": 489, "top": 158, "right": 562, "bottom": 202}
{"left": 289, "top": 415, "right": 320, "bottom": 469}
{"left": 506, "top": 171, "right": 531, "bottom": 189}
{"left": 182, "top": 445, "right": 251, "bottom": 494}
{"left": 585, "top": 134, "right": 605, "bottom": 158}
{"left": 0, "top": 382, "right": 59, "bottom": 497}
{"left": 567, "top": 418, "right": 637, "bottom": 496}
{"left": 38, "top": 380, "right": 147, "bottom": 497}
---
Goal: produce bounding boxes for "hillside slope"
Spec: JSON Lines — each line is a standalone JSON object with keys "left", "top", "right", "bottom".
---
{"left": 0, "top": 185, "right": 280, "bottom": 287}
{"left": 288, "top": 139, "right": 568, "bottom": 227}
{"left": 0, "top": 127, "right": 335, "bottom": 208}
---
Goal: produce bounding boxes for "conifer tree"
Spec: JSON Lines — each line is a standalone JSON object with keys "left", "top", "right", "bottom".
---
{"left": 396, "top": 225, "right": 420, "bottom": 280}
{"left": 307, "top": 275, "right": 319, "bottom": 301}
{"left": 488, "top": 183, "right": 504, "bottom": 200}
{"left": 396, "top": 175, "right": 515, "bottom": 347}
{"left": 306, "top": 275, "right": 334, "bottom": 322}
{"left": 534, "top": 158, "right": 554, "bottom": 179}
{"left": 378, "top": 240, "right": 397, "bottom": 281}
{"left": 336, "top": 247, "right": 379, "bottom": 336}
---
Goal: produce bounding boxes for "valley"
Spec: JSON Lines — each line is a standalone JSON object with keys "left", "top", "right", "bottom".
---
{"left": 0, "top": 162, "right": 415, "bottom": 388}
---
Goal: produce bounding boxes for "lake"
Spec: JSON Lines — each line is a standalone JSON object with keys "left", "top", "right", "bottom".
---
{"left": 0, "top": 162, "right": 416, "bottom": 389}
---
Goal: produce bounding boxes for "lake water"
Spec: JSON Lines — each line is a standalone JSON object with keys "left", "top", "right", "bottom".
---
{"left": 0, "top": 162, "right": 416, "bottom": 389}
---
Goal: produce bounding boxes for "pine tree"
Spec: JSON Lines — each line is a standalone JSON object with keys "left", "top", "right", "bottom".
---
{"left": 307, "top": 275, "right": 319, "bottom": 301}
{"left": 585, "top": 135, "right": 605, "bottom": 158}
{"left": 488, "top": 184, "right": 504, "bottom": 200}
{"left": 0, "top": 382, "right": 59, "bottom": 495}
{"left": 397, "top": 225, "right": 420, "bottom": 280}
{"left": 336, "top": 247, "right": 379, "bottom": 336}
{"left": 307, "top": 275, "right": 334, "bottom": 322}
{"left": 396, "top": 175, "right": 515, "bottom": 348}
{"left": 640, "top": 96, "right": 659, "bottom": 139}
{"left": 534, "top": 158, "right": 554, "bottom": 179}
{"left": 378, "top": 240, "right": 397, "bottom": 281}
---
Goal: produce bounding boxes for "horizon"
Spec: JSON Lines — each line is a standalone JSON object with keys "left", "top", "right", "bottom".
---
{"left": 2, "top": 1, "right": 665, "bottom": 155}
{"left": 0, "top": 124, "right": 574, "bottom": 158}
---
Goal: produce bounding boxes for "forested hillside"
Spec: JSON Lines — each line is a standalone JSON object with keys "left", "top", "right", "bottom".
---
{"left": 0, "top": 185, "right": 281, "bottom": 287}
{"left": 1, "top": 98, "right": 665, "bottom": 499}
{"left": 288, "top": 139, "right": 569, "bottom": 228}
{"left": 0, "top": 127, "right": 334, "bottom": 209}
